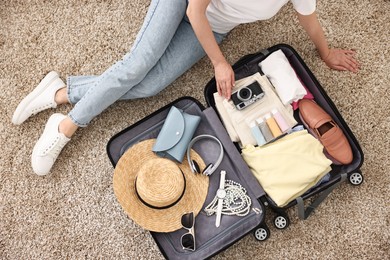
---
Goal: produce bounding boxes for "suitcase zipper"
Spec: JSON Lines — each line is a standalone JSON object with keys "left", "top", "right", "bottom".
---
{"left": 165, "top": 207, "right": 263, "bottom": 255}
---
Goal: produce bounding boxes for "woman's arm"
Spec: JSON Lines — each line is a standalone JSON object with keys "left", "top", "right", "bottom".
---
{"left": 187, "top": 0, "right": 234, "bottom": 99}
{"left": 297, "top": 12, "right": 359, "bottom": 72}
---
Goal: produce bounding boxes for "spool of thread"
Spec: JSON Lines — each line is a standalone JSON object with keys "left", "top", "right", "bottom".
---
{"left": 271, "top": 108, "right": 289, "bottom": 132}
{"left": 265, "top": 113, "right": 282, "bottom": 137}
{"left": 249, "top": 121, "right": 266, "bottom": 146}
{"left": 256, "top": 118, "right": 274, "bottom": 142}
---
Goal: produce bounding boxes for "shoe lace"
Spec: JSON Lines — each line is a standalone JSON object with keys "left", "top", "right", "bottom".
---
{"left": 42, "top": 135, "right": 68, "bottom": 158}
{"left": 31, "top": 102, "right": 55, "bottom": 114}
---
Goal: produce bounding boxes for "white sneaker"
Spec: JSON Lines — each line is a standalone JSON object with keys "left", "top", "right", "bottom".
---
{"left": 31, "top": 113, "right": 71, "bottom": 176}
{"left": 12, "top": 71, "right": 65, "bottom": 125}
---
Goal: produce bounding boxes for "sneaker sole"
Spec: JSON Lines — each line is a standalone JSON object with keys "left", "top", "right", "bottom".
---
{"left": 12, "top": 71, "right": 60, "bottom": 125}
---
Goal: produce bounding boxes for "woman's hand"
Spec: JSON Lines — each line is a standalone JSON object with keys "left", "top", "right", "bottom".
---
{"left": 215, "top": 61, "right": 235, "bottom": 99}
{"left": 297, "top": 12, "right": 360, "bottom": 73}
{"left": 187, "top": 0, "right": 235, "bottom": 99}
{"left": 322, "top": 49, "right": 360, "bottom": 72}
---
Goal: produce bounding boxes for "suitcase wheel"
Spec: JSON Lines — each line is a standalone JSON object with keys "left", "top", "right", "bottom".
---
{"left": 348, "top": 171, "right": 364, "bottom": 186}
{"left": 253, "top": 224, "right": 270, "bottom": 241}
{"left": 274, "top": 215, "right": 290, "bottom": 230}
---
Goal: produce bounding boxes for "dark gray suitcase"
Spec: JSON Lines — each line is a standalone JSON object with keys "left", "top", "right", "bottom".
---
{"left": 106, "top": 44, "right": 364, "bottom": 259}
{"left": 204, "top": 43, "right": 364, "bottom": 229}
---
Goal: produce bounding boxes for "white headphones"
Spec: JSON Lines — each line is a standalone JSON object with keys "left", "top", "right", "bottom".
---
{"left": 186, "top": 134, "right": 224, "bottom": 176}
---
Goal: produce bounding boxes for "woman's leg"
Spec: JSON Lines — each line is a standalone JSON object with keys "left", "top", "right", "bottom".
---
{"left": 67, "top": 0, "right": 188, "bottom": 127}
{"left": 120, "top": 20, "right": 226, "bottom": 99}
{"left": 64, "top": 75, "right": 97, "bottom": 105}
{"left": 64, "top": 21, "right": 226, "bottom": 102}
{"left": 31, "top": 0, "right": 189, "bottom": 175}
{"left": 57, "top": 21, "right": 226, "bottom": 141}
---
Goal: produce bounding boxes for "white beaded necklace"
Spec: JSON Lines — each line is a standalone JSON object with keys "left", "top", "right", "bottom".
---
{"left": 204, "top": 179, "right": 252, "bottom": 217}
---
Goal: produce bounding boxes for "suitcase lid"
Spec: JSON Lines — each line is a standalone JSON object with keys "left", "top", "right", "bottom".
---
{"left": 106, "top": 96, "right": 266, "bottom": 260}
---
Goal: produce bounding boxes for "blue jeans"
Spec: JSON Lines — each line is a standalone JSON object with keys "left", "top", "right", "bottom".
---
{"left": 67, "top": 0, "right": 226, "bottom": 127}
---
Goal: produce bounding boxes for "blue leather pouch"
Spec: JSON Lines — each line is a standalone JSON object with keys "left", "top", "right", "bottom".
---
{"left": 152, "top": 106, "right": 201, "bottom": 162}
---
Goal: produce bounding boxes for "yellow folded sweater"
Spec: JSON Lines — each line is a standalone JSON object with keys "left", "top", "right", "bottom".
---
{"left": 241, "top": 130, "right": 332, "bottom": 207}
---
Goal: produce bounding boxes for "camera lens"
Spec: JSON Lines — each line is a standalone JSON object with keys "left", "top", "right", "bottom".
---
{"left": 237, "top": 87, "right": 252, "bottom": 101}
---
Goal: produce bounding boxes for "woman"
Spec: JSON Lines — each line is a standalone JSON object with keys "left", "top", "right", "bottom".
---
{"left": 12, "top": 0, "right": 359, "bottom": 175}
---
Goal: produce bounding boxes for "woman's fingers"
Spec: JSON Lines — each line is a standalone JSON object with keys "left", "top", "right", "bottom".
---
{"left": 217, "top": 82, "right": 222, "bottom": 96}
{"left": 228, "top": 72, "right": 235, "bottom": 98}
{"left": 343, "top": 59, "right": 357, "bottom": 72}
{"left": 343, "top": 53, "right": 359, "bottom": 72}
{"left": 325, "top": 48, "right": 360, "bottom": 72}
{"left": 217, "top": 80, "right": 234, "bottom": 99}
{"left": 215, "top": 62, "right": 235, "bottom": 99}
{"left": 344, "top": 49, "right": 356, "bottom": 56}
{"left": 333, "top": 65, "right": 348, "bottom": 71}
{"left": 349, "top": 54, "right": 360, "bottom": 68}
{"left": 220, "top": 81, "right": 227, "bottom": 98}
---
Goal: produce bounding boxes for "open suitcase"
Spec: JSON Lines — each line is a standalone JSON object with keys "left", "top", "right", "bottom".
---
{"left": 106, "top": 44, "right": 364, "bottom": 259}
{"left": 204, "top": 44, "right": 364, "bottom": 229}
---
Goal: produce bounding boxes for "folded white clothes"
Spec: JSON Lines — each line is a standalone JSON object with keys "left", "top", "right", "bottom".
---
{"left": 259, "top": 50, "right": 307, "bottom": 105}
{"left": 214, "top": 73, "right": 297, "bottom": 146}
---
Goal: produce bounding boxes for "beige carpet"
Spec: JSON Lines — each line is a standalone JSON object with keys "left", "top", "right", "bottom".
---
{"left": 1, "top": 0, "right": 389, "bottom": 259}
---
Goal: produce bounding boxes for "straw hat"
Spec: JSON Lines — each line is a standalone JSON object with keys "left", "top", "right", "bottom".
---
{"left": 113, "top": 139, "right": 209, "bottom": 232}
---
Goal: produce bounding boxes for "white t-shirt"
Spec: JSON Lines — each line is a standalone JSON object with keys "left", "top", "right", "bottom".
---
{"left": 206, "top": 0, "right": 316, "bottom": 34}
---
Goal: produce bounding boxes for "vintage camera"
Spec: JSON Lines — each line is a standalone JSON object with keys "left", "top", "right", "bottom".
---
{"left": 231, "top": 81, "right": 265, "bottom": 110}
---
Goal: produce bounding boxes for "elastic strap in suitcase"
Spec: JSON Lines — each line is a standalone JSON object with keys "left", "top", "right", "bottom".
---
{"left": 296, "top": 173, "right": 348, "bottom": 220}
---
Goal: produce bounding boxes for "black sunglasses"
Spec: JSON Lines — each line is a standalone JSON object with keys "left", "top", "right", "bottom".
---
{"left": 181, "top": 212, "right": 196, "bottom": 251}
